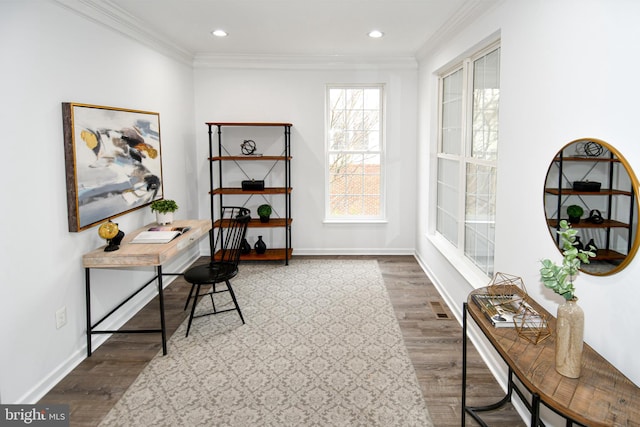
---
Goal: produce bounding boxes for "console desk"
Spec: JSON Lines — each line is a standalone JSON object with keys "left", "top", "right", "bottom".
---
{"left": 462, "top": 286, "right": 640, "bottom": 426}
{"left": 82, "top": 219, "right": 211, "bottom": 357}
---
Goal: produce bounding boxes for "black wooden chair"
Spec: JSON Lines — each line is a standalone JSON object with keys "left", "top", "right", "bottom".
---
{"left": 183, "top": 206, "right": 251, "bottom": 337}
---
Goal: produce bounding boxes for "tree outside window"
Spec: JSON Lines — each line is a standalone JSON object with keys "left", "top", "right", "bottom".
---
{"left": 326, "top": 86, "right": 384, "bottom": 220}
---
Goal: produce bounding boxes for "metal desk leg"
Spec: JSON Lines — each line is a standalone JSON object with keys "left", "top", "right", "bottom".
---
{"left": 531, "top": 393, "right": 541, "bottom": 427}
{"left": 157, "top": 266, "right": 167, "bottom": 355}
{"left": 463, "top": 302, "right": 512, "bottom": 426}
{"left": 462, "top": 302, "right": 467, "bottom": 426}
{"left": 85, "top": 268, "right": 92, "bottom": 357}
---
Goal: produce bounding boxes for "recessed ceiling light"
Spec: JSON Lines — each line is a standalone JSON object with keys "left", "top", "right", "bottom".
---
{"left": 368, "top": 30, "right": 384, "bottom": 38}
{"left": 211, "top": 29, "right": 228, "bottom": 37}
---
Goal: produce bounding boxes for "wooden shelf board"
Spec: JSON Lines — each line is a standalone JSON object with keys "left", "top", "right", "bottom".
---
{"left": 206, "top": 122, "right": 292, "bottom": 127}
{"left": 214, "top": 248, "right": 293, "bottom": 262}
{"left": 214, "top": 218, "right": 292, "bottom": 228}
{"left": 554, "top": 156, "right": 620, "bottom": 162}
{"left": 547, "top": 219, "right": 630, "bottom": 229}
{"left": 211, "top": 187, "right": 292, "bottom": 195}
{"left": 545, "top": 188, "right": 632, "bottom": 196}
{"left": 211, "top": 156, "right": 291, "bottom": 161}
{"left": 590, "top": 249, "right": 627, "bottom": 261}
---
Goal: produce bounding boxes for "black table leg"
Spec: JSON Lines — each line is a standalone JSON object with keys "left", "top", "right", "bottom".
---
{"left": 531, "top": 393, "right": 541, "bottom": 427}
{"left": 462, "top": 302, "right": 467, "bottom": 426}
{"left": 85, "top": 268, "right": 92, "bottom": 357}
{"left": 157, "top": 266, "right": 167, "bottom": 355}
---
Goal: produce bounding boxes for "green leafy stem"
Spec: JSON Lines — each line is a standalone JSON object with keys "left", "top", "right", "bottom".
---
{"left": 539, "top": 220, "right": 595, "bottom": 300}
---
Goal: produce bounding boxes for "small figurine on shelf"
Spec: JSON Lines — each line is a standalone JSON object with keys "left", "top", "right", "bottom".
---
{"left": 241, "top": 139, "right": 257, "bottom": 155}
{"left": 255, "top": 236, "right": 267, "bottom": 254}
{"left": 240, "top": 238, "right": 251, "bottom": 254}
{"left": 257, "top": 204, "right": 272, "bottom": 223}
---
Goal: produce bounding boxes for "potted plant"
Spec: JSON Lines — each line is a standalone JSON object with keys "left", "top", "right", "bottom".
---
{"left": 257, "top": 204, "right": 272, "bottom": 223}
{"left": 566, "top": 205, "right": 584, "bottom": 224}
{"left": 150, "top": 199, "right": 179, "bottom": 225}
{"left": 539, "top": 219, "right": 595, "bottom": 378}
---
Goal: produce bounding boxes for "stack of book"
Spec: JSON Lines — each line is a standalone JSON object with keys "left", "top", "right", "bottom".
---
{"left": 131, "top": 226, "right": 191, "bottom": 244}
{"left": 471, "top": 293, "right": 544, "bottom": 328}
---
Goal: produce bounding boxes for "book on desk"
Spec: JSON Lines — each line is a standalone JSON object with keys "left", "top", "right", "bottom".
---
{"left": 130, "top": 226, "right": 191, "bottom": 244}
{"left": 471, "top": 293, "right": 544, "bottom": 328}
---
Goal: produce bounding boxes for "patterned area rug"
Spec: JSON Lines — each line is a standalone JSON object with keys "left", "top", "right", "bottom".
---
{"left": 99, "top": 259, "right": 433, "bottom": 426}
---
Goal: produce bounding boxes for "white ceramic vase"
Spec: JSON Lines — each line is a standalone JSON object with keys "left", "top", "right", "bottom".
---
{"left": 555, "top": 298, "right": 584, "bottom": 378}
{"left": 156, "top": 212, "right": 174, "bottom": 225}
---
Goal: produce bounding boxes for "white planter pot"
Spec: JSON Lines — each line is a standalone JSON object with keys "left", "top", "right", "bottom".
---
{"left": 156, "top": 212, "right": 174, "bottom": 225}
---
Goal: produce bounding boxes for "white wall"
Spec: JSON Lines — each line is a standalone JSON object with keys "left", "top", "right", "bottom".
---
{"left": 416, "top": 0, "right": 640, "bottom": 394}
{"left": 193, "top": 66, "right": 419, "bottom": 254}
{"left": 0, "top": 2, "right": 419, "bottom": 403}
{"left": 0, "top": 1, "right": 196, "bottom": 403}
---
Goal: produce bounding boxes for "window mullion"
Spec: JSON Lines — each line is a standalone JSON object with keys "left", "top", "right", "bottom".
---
{"left": 457, "top": 60, "right": 471, "bottom": 251}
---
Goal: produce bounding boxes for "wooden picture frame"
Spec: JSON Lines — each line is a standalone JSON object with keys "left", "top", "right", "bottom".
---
{"left": 62, "top": 103, "right": 163, "bottom": 232}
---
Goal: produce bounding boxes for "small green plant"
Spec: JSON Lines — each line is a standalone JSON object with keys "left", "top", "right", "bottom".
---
{"left": 257, "top": 204, "right": 272, "bottom": 218}
{"left": 150, "top": 199, "right": 179, "bottom": 214}
{"left": 566, "top": 204, "right": 584, "bottom": 219}
{"left": 539, "top": 220, "right": 595, "bottom": 300}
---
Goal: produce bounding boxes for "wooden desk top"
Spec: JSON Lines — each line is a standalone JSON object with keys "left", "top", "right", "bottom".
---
{"left": 83, "top": 219, "right": 212, "bottom": 268}
{"left": 467, "top": 287, "right": 640, "bottom": 426}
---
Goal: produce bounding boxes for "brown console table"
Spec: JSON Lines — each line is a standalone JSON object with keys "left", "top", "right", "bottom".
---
{"left": 83, "top": 219, "right": 211, "bottom": 357}
{"left": 462, "top": 286, "right": 640, "bottom": 426}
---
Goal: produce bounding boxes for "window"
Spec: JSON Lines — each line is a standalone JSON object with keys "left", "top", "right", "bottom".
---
{"left": 436, "top": 44, "right": 500, "bottom": 277}
{"left": 326, "top": 85, "right": 384, "bottom": 220}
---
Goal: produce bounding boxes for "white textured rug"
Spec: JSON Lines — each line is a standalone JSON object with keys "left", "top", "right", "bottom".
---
{"left": 99, "top": 259, "right": 433, "bottom": 426}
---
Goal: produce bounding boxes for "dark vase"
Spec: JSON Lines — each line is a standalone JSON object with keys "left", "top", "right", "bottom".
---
{"left": 240, "top": 238, "right": 251, "bottom": 254}
{"left": 255, "top": 236, "right": 267, "bottom": 254}
{"left": 574, "top": 236, "right": 584, "bottom": 251}
{"left": 586, "top": 238, "right": 598, "bottom": 255}
{"left": 259, "top": 215, "right": 270, "bottom": 223}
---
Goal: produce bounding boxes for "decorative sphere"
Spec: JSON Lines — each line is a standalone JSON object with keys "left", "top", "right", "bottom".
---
{"left": 241, "top": 139, "right": 257, "bottom": 155}
{"left": 98, "top": 221, "right": 119, "bottom": 240}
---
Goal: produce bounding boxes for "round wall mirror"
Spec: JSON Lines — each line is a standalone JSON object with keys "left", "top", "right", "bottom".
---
{"left": 543, "top": 138, "right": 640, "bottom": 275}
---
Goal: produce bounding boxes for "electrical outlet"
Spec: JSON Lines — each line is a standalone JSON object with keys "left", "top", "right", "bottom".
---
{"left": 55, "top": 306, "right": 67, "bottom": 329}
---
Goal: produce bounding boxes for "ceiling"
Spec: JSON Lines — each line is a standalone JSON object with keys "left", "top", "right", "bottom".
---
{"left": 64, "top": 0, "right": 498, "bottom": 61}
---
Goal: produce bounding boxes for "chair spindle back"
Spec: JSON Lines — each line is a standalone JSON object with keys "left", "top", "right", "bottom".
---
{"left": 211, "top": 206, "right": 251, "bottom": 266}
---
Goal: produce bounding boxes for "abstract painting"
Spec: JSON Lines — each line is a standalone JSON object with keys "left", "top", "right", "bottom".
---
{"left": 62, "top": 103, "right": 163, "bottom": 232}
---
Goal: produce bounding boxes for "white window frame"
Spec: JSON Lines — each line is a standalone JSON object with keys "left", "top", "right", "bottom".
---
{"left": 433, "top": 41, "right": 500, "bottom": 284}
{"left": 324, "top": 84, "right": 386, "bottom": 223}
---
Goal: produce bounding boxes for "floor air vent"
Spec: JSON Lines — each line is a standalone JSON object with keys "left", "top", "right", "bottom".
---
{"left": 430, "top": 301, "right": 450, "bottom": 319}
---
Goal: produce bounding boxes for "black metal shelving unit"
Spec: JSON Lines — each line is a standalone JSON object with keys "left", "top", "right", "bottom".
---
{"left": 207, "top": 122, "right": 292, "bottom": 264}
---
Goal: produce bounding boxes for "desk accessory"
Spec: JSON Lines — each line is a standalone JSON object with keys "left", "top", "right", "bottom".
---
{"left": 241, "top": 179, "right": 265, "bottom": 191}
{"left": 98, "top": 220, "right": 124, "bottom": 252}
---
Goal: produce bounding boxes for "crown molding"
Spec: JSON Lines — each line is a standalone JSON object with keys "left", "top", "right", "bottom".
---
{"left": 415, "top": 0, "right": 502, "bottom": 60}
{"left": 53, "top": 0, "right": 419, "bottom": 70}
{"left": 52, "top": 0, "right": 194, "bottom": 65}
{"left": 193, "top": 53, "right": 418, "bottom": 70}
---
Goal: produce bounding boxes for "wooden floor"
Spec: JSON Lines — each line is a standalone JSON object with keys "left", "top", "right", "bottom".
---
{"left": 40, "top": 255, "right": 524, "bottom": 426}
